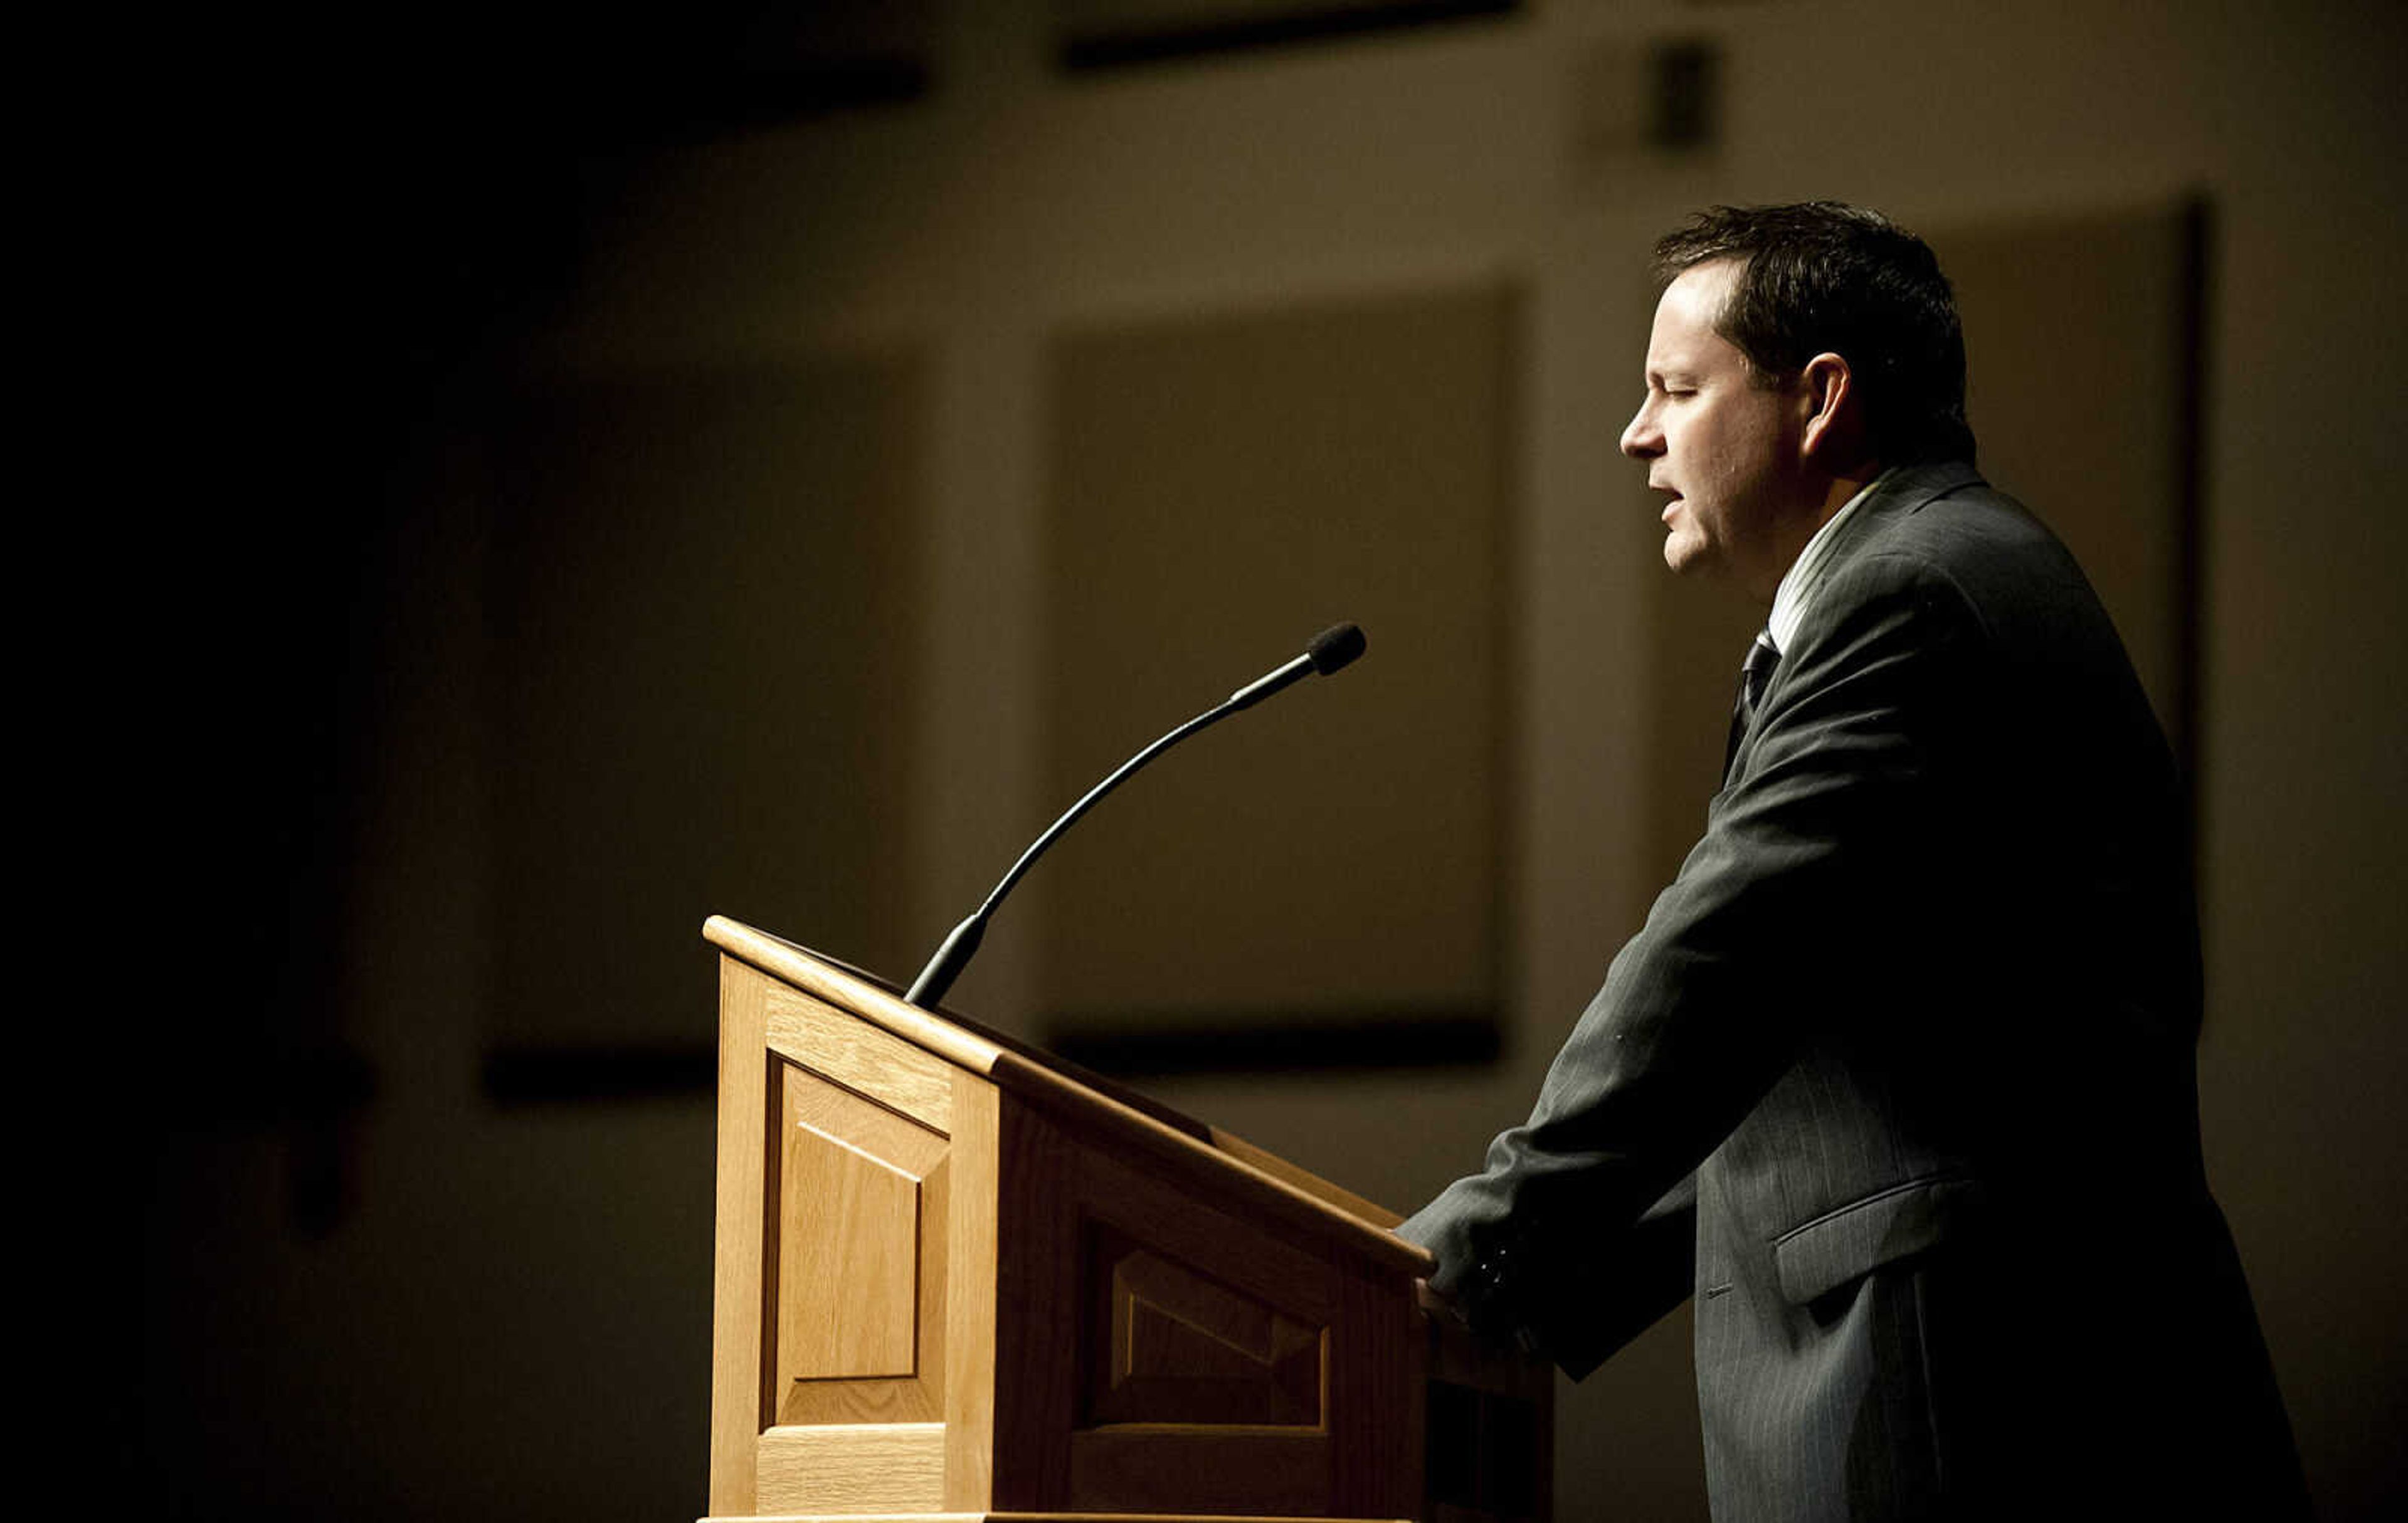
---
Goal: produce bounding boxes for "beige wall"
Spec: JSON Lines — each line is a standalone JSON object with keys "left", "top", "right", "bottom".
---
{"left": 157, "top": 3, "right": 2405, "bottom": 1519}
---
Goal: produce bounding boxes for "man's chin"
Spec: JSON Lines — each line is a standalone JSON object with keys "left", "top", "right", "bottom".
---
{"left": 1663, "top": 537, "right": 1748, "bottom": 594}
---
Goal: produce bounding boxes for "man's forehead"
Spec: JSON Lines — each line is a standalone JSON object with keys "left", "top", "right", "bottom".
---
{"left": 1646, "top": 261, "right": 1742, "bottom": 372}
{"left": 1667, "top": 255, "right": 1743, "bottom": 301}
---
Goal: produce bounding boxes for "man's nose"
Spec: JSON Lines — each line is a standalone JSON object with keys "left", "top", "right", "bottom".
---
{"left": 1619, "top": 404, "right": 1659, "bottom": 460}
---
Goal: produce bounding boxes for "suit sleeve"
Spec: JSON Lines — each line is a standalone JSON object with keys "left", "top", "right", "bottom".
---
{"left": 1398, "top": 550, "right": 1983, "bottom": 1375}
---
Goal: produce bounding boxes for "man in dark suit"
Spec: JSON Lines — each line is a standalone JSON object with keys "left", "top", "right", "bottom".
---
{"left": 1400, "top": 204, "right": 2307, "bottom": 1521}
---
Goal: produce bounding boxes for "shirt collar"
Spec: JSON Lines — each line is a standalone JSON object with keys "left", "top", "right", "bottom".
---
{"left": 1767, "top": 466, "right": 1897, "bottom": 654}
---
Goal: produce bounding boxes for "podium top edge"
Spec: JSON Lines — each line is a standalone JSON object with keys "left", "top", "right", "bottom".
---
{"left": 698, "top": 1515, "right": 1419, "bottom": 1522}
{"left": 704, "top": 915, "right": 1010, "bottom": 1077}
{"left": 703, "top": 915, "right": 1437, "bottom": 1280}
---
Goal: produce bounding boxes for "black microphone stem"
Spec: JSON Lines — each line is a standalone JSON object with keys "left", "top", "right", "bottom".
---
{"left": 903, "top": 623, "right": 1364, "bottom": 1009}
{"left": 906, "top": 704, "right": 1223, "bottom": 1008}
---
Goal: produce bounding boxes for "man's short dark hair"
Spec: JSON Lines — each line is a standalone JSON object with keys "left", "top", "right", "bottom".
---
{"left": 1654, "top": 202, "right": 1977, "bottom": 466}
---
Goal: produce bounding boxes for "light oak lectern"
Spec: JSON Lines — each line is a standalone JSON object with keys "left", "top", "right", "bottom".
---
{"left": 703, "top": 916, "right": 1551, "bottom": 1523}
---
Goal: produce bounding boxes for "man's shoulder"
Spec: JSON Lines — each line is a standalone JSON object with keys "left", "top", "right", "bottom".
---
{"left": 1833, "top": 465, "right": 2088, "bottom": 608}
{"left": 1854, "top": 464, "right": 2051, "bottom": 557}
{"left": 1806, "top": 463, "right": 2130, "bottom": 683}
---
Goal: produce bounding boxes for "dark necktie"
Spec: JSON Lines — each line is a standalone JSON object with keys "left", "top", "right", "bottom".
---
{"left": 1724, "top": 629, "right": 1781, "bottom": 779}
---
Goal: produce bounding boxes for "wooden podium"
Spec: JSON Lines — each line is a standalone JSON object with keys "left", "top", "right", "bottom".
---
{"left": 703, "top": 916, "right": 1551, "bottom": 1523}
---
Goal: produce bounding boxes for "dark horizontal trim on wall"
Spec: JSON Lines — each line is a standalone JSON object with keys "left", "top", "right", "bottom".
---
{"left": 166, "top": 1044, "right": 381, "bottom": 1130}
{"left": 482, "top": 1044, "right": 716, "bottom": 1105}
{"left": 1060, "top": 0, "right": 1518, "bottom": 73}
{"left": 584, "top": 56, "right": 932, "bottom": 151}
{"left": 482, "top": 1005, "right": 1500, "bottom": 1102}
{"left": 1044, "top": 1006, "right": 1501, "bottom": 1077}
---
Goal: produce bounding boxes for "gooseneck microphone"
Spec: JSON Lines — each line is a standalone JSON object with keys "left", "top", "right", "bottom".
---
{"left": 904, "top": 622, "right": 1367, "bottom": 1009}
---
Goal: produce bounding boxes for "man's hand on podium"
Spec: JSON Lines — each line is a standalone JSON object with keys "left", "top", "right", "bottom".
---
{"left": 1416, "top": 1277, "right": 1471, "bottom": 1330}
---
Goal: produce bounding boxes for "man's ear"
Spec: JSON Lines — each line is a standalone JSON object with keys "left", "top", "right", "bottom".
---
{"left": 1797, "top": 352, "right": 1864, "bottom": 467}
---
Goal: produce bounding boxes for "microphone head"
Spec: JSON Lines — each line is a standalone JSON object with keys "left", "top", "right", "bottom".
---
{"left": 1307, "top": 622, "right": 1367, "bottom": 675}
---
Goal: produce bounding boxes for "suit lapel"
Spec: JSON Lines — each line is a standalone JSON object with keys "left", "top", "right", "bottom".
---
{"left": 1726, "top": 460, "right": 1983, "bottom": 782}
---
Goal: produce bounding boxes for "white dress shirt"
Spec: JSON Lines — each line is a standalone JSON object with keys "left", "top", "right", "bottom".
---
{"left": 1767, "top": 467, "right": 1898, "bottom": 655}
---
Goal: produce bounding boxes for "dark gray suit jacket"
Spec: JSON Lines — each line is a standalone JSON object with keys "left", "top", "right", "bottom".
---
{"left": 1400, "top": 463, "right": 2306, "bottom": 1521}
